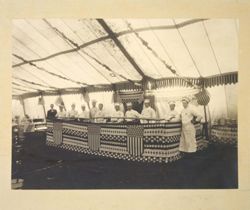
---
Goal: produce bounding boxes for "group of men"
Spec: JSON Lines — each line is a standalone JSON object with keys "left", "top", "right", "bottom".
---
{"left": 47, "top": 97, "right": 202, "bottom": 154}
{"left": 47, "top": 99, "right": 177, "bottom": 123}
{"left": 47, "top": 98, "right": 198, "bottom": 124}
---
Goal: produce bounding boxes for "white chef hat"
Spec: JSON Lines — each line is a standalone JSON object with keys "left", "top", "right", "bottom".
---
{"left": 168, "top": 101, "right": 175, "bottom": 105}
{"left": 182, "top": 97, "right": 190, "bottom": 103}
{"left": 114, "top": 103, "right": 120, "bottom": 107}
{"left": 144, "top": 99, "right": 150, "bottom": 103}
{"left": 126, "top": 102, "right": 132, "bottom": 106}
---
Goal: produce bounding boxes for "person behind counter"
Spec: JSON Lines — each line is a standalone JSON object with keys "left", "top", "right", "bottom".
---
{"left": 67, "top": 103, "right": 78, "bottom": 118}
{"left": 141, "top": 99, "right": 156, "bottom": 123}
{"left": 179, "top": 97, "right": 202, "bottom": 154}
{"left": 90, "top": 99, "right": 98, "bottom": 119}
{"left": 125, "top": 102, "right": 141, "bottom": 122}
{"left": 111, "top": 103, "right": 124, "bottom": 123}
{"left": 56, "top": 105, "right": 67, "bottom": 119}
{"left": 165, "top": 101, "right": 180, "bottom": 122}
{"left": 78, "top": 104, "right": 90, "bottom": 119}
{"left": 95, "top": 103, "right": 106, "bottom": 123}
{"left": 47, "top": 104, "right": 57, "bottom": 119}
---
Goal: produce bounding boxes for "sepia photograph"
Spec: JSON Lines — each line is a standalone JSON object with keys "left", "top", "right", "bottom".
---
{"left": 11, "top": 18, "right": 238, "bottom": 189}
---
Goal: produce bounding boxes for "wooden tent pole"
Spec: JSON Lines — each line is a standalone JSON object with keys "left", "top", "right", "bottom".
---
{"left": 203, "top": 105, "right": 209, "bottom": 140}
{"left": 40, "top": 94, "right": 47, "bottom": 120}
{"left": 21, "top": 98, "right": 26, "bottom": 116}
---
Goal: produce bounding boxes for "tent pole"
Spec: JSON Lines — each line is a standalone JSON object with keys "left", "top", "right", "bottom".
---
{"left": 203, "top": 105, "right": 209, "bottom": 140}
{"left": 21, "top": 98, "right": 26, "bottom": 116}
{"left": 40, "top": 94, "right": 47, "bottom": 120}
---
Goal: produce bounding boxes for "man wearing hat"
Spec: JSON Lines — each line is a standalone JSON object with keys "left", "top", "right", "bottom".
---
{"left": 78, "top": 104, "right": 90, "bottom": 119}
{"left": 95, "top": 103, "right": 106, "bottom": 123}
{"left": 111, "top": 103, "right": 124, "bottom": 123}
{"left": 165, "top": 101, "right": 180, "bottom": 122}
{"left": 141, "top": 99, "right": 156, "bottom": 123}
{"left": 125, "top": 102, "right": 141, "bottom": 122}
{"left": 56, "top": 104, "right": 67, "bottom": 118}
{"left": 67, "top": 103, "right": 78, "bottom": 118}
{"left": 90, "top": 99, "right": 98, "bottom": 119}
{"left": 47, "top": 104, "right": 57, "bottom": 119}
{"left": 179, "top": 97, "right": 202, "bottom": 153}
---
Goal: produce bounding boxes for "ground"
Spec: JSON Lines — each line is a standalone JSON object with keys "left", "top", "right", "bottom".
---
{"left": 12, "top": 132, "right": 238, "bottom": 189}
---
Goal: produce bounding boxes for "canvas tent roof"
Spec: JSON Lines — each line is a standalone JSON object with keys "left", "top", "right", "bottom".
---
{"left": 12, "top": 18, "right": 238, "bottom": 97}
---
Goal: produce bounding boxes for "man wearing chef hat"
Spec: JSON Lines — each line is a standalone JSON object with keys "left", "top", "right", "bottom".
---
{"left": 179, "top": 96, "right": 202, "bottom": 153}
{"left": 67, "top": 103, "right": 78, "bottom": 118}
{"left": 165, "top": 101, "right": 180, "bottom": 122}
{"left": 95, "top": 103, "right": 106, "bottom": 123}
{"left": 78, "top": 104, "right": 90, "bottom": 119}
{"left": 141, "top": 99, "right": 156, "bottom": 123}
{"left": 125, "top": 102, "right": 141, "bottom": 122}
{"left": 111, "top": 103, "right": 124, "bottom": 123}
{"left": 56, "top": 104, "right": 67, "bottom": 118}
{"left": 90, "top": 99, "right": 98, "bottom": 119}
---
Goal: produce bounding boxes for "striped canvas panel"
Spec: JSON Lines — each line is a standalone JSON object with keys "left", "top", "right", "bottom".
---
{"left": 127, "top": 125, "right": 144, "bottom": 156}
{"left": 88, "top": 125, "right": 101, "bottom": 151}
{"left": 53, "top": 122, "right": 63, "bottom": 145}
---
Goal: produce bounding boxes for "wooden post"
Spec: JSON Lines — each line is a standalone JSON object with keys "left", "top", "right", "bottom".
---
{"left": 21, "top": 97, "right": 26, "bottom": 116}
{"left": 203, "top": 105, "right": 209, "bottom": 140}
{"left": 40, "top": 94, "right": 47, "bottom": 120}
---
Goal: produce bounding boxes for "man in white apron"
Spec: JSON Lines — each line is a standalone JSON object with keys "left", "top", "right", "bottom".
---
{"left": 111, "top": 103, "right": 124, "bottom": 123}
{"left": 90, "top": 99, "right": 98, "bottom": 119}
{"left": 165, "top": 101, "right": 180, "bottom": 122}
{"left": 78, "top": 105, "right": 90, "bottom": 119}
{"left": 179, "top": 97, "right": 202, "bottom": 153}
{"left": 141, "top": 99, "right": 156, "bottom": 123}
{"left": 125, "top": 102, "right": 141, "bottom": 122}
{"left": 67, "top": 103, "right": 78, "bottom": 118}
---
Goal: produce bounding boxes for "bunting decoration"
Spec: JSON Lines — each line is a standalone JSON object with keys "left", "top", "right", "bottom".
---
{"left": 38, "top": 96, "right": 45, "bottom": 105}
{"left": 195, "top": 88, "right": 210, "bottom": 106}
{"left": 118, "top": 90, "right": 144, "bottom": 102}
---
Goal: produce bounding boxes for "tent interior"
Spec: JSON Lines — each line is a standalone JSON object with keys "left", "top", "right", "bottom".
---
{"left": 12, "top": 18, "right": 238, "bottom": 123}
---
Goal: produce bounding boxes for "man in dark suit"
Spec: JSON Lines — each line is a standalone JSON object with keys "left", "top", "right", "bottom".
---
{"left": 47, "top": 104, "right": 57, "bottom": 119}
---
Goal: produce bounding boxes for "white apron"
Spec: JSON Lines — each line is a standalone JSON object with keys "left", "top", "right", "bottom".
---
{"left": 179, "top": 122, "right": 196, "bottom": 153}
{"left": 179, "top": 107, "right": 199, "bottom": 153}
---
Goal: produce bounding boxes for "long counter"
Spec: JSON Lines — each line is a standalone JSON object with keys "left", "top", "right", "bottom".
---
{"left": 46, "top": 119, "right": 208, "bottom": 163}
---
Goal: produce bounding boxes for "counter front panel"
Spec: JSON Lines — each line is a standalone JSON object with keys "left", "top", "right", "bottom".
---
{"left": 46, "top": 120, "right": 207, "bottom": 163}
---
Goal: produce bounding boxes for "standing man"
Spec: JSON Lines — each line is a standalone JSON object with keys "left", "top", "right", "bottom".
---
{"left": 95, "top": 103, "right": 106, "bottom": 123}
{"left": 125, "top": 102, "right": 141, "bottom": 122}
{"left": 90, "top": 99, "right": 98, "bottom": 119}
{"left": 141, "top": 99, "right": 156, "bottom": 123}
{"left": 56, "top": 105, "right": 67, "bottom": 118}
{"left": 78, "top": 105, "right": 90, "bottom": 119}
{"left": 111, "top": 103, "right": 124, "bottom": 123}
{"left": 179, "top": 97, "right": 202, "bottom": 154}
{"left": 67, "top": 103, "right": 78, "bottom": 118}
{"left": 47, "top": 104, "right": 57, "bottom": 119}
{"left": 165, "top": 101, "right": 180, "bottom": 122}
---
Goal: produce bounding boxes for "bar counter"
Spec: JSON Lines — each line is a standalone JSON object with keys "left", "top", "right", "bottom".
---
{"left": 46, "top": 119, "right": 208, "bottom": 163}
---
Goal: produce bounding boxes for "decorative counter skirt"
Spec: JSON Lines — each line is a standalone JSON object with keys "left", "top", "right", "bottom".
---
{"left": 211, "top": 125, "right": 237, "bottom": 145}
{"left": 46, "top": 120, "right": 207, "bottom": 163}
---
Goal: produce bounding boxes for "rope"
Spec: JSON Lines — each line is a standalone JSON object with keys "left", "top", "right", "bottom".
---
{"left": 125, "top": 20, "right": 195, "bottom": 87}
{"left": 202, "top": 21, "right": 229, "bottom": 116}
{"left": 172, "top": 19, "right": 202, "bottom": 77}
{"left": 25, "top": 20, "right": 93, "bottom": 82}
{"left": 146, "top": 19, "right": 180, "bottom": 75}
{"left": 12, "top": 82, "right": 41, "bottom": 91}
{"left": 43, "top": 19, "right": 114, "bottom": 84}
{"left": 86, "top": 20, "right": 136, "bottom": 81}
{"left": 13, "top": 76, "right": 58, "bottom": 89}
{"left": 13, "top": 54, "right": 88, "bottom": 86}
